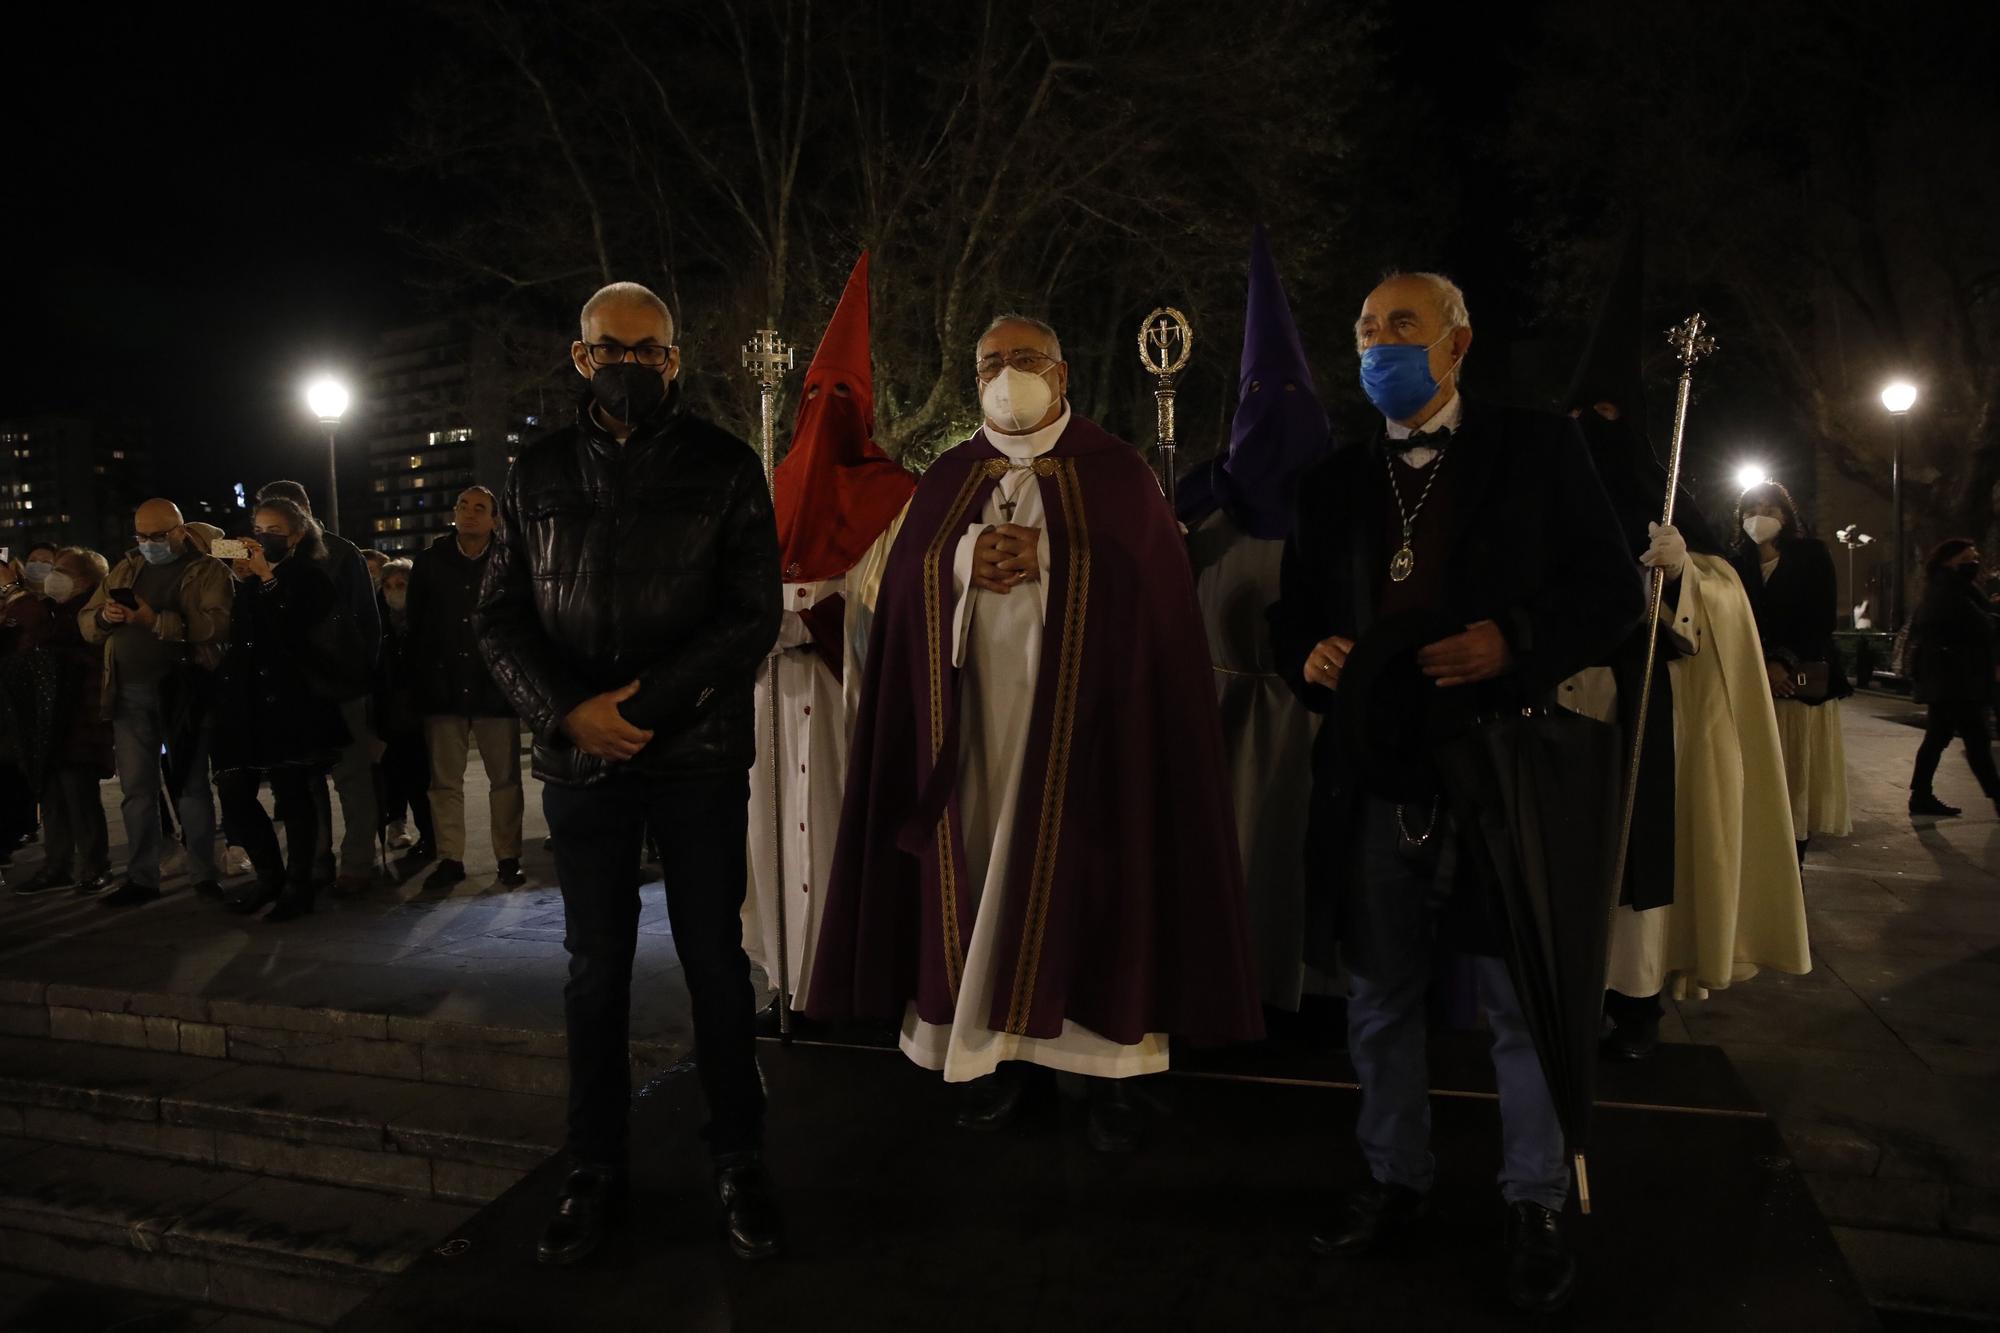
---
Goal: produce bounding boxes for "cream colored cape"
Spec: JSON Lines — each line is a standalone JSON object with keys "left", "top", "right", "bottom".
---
{"left": 1608, "top": 553, "right": 1811, "bottom": 997}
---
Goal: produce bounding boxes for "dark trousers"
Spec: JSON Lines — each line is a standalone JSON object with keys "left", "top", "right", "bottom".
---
{"left": 217, "top": 766, "right": 320, "bottom": 890}
{"left": 41, "top": 764, "right": 108, "bottom": 881}
{"left": 544, "top": 774, "right": 763, "bottom": 1167}
{"left": 1911, "top": 700, "right": 2000, "bottom": 800}
{"left": 379, "top": 731, "right": 435, "bottom": 849}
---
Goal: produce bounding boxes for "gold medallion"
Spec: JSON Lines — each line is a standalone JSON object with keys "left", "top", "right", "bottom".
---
{"left": 1389, "top": 544, "right": 1415, "bottom": 582}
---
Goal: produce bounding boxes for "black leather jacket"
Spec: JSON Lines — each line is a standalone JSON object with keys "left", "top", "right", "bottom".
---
{"left": 477, "top": 389, "right": 780, "bottom": 787}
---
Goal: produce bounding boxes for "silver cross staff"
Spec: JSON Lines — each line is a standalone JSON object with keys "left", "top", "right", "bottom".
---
{"left": 740, "top": 324, "right": 796, "bottom": 1040}
{"left": 1136, "top": 306, "right": 1195, "bottom": 512}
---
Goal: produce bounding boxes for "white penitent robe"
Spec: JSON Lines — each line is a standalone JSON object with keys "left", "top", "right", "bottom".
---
{"left": 743, "top": 515, "right": 906, "bottom": 1009}
{"left": 898, "top": 407, "right": 1170, "bottom": 1083}
{"left": 1603, "top": 554, "right": 1810, "bottom": 999}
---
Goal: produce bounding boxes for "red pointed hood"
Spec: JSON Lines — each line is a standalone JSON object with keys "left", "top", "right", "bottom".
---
{"left": 773, "top": 252, "right": 916, "bottom": 582}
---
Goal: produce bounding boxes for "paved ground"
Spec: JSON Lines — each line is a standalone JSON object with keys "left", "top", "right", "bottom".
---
{"left": 2, "top": 695, "right": 1996, "bottom": 1318}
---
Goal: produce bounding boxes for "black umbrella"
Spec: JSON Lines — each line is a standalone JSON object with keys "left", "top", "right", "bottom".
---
{"left": 1436, "top": 705, "right": 1623, "bottom": 1212}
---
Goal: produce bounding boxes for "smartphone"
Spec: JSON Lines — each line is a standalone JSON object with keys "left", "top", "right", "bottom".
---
{"left": 109, "top": 588, "right": 139, "bottom": 610}
{"left": 0, "top": 547, "right": 9, "bottom": 565}
{"left": 211, "top": 538, "right": 251, "bottom": 561}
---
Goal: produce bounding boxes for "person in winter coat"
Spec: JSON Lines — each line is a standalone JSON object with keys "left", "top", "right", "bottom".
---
{"left": 1906, "top": 538, "right": 2000, "bottom": 816}
{"left": 1729, "top": 481, "right": 1852, "bottom": 860}
{"left": 374, "top": 558, "right": 434, "bottom": 872}
{"left": 210, "top": 499, "right": 351, "bottom": 921}
{"left": 407, "top": 485, "right": 523, "bottom": 892}
{"left": 9, "top": 548, "right": 114, "bottom": 895}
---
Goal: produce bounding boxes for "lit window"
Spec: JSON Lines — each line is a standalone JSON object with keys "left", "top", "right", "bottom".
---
{"left": 408, "top": 455, "right": 422, "bottom": 469}
{"left": 505, "top": 433, "right": 521, "bottom": 445}
{"left": 111, "top": 450, "right": 125, "bottom": 460}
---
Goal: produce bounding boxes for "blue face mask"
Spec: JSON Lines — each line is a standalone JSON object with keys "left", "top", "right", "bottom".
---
{"left": 1358, "top": 330, "right": 1457, "bottom": 422}
{"left": 138, "top": 540, "right": 177, "bottom": 566}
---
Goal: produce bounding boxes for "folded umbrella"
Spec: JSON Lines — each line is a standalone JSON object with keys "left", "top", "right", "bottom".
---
{"left": 1435, "top": 704, "right": 1623, "bottom": 1212}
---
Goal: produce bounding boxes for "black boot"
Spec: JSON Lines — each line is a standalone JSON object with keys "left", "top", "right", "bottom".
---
{"left": 715, "top": 1153, "right": 783, "bottom": 1261}
{"left": 1308, "top": 1180, "right": 1431, "bottom": 1255}
{"left": 1084, "top": 1077, "right": 1145, "bottom": 1155}
{"left": 955, "top": 1065, "right": 1027, "bottom": 1132}
{"left": 1504, "top": 1201, "right": 1577, "bottom": 1314}
{"left": 536, "top": 1164, "right": 627, "bottom": 1267}
{"left": 1909, "top": 792, "right": 1962, "bottom": 817}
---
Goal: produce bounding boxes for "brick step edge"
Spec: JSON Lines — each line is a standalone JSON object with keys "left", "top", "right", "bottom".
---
{"left": 0, "top": 1051, "right": 555, "bottom": 1205}
{"left": 0, "top": 977, "right": 686, "bottom": 1096}
{"left": 0, "top": 1144, "right": 475, "bottom": 1328}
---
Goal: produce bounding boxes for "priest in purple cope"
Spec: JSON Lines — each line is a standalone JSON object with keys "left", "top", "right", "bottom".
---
{"left": 807, "top": 313, "right": 1263, "bottom": 1153}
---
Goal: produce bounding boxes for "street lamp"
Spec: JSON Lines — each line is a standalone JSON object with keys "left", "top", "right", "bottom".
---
{"left": 1733, "top": 461, "right": 1770, "bottom": 492}
{"left": 1835, "top": 524, "right": 1876, "bottom": 627}
{"left": 304, "top": 377, "right": 351, "bottom": 534}
{"left": 1880, "top": 380, "right": 1917, "bottom": 629}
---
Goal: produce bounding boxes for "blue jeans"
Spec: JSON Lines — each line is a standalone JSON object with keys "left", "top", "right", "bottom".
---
{"left": 1342, "top": 796, "right": 1569, "bottom": 1212}
{"left": 111, "top": 681, "right": 218, "bottom": 889}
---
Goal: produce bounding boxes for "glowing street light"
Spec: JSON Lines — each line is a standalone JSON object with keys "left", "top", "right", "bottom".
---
{"left": 303, "top": 376, "right": 352, "bottom": 533}
{"left": 1733, "top": 462, "right": 1769, "bottom": 492}
{"left": 1880, "top": 380, "right": 1918, "bottom": 628}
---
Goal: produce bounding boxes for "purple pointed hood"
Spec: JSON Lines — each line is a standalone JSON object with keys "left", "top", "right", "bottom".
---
{"left": 1212, "top": 225, "right": 1331, "bottom": 539}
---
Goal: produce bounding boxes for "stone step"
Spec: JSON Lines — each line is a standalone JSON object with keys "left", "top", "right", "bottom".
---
{"left": 0, "top": 1034, "right": 561, "bottom": 1204}
{"left": 0, "top": 977, "right": 682, "bottom": 1096}
{"left": 0, "top": 1138, "right": 474, "bottom": 1328}
{"left": 0, "top": 1267, "right": 317, "bottom": 1332}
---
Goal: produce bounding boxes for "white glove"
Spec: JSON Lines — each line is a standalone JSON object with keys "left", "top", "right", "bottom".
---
{"left": 1641, "top": 521, "right": 1688, "bottom": 580}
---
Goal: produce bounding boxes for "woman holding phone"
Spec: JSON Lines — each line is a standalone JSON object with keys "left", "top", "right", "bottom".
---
{"left": 209, "top": 499, "right": 351, "bottom": 920}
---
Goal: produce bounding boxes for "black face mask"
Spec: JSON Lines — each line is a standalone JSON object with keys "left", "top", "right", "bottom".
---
{"left": 589, "top": 362, "right": 668, "bottom": 426}
{"left": 256, "top": 533, "right": 291, "bottom": 564}
{"left": 1957, "top": 562, "right": 1981, "bottom": 582}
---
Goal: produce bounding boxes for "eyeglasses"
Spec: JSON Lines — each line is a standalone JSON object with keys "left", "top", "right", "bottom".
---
{"left": 975, "top": 350, "right": 1058, "bottom": 380}
{"left": 584, "top": 341, "right": 673, "bottom": 368}
{"left": 133, "top": 529, "right": 175, "bottom": 543}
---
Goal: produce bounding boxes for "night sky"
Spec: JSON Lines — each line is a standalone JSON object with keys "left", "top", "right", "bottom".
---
{"left": 2, "top": 6, "right": 436, "bottom": 504}
{"left": 0, "top": 6, "right": 1858, "bottom": 522}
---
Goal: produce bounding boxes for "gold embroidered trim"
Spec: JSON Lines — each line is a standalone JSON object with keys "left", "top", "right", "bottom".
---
{"left": 921, "top": 462, "right": 988, "bottom": 997}
{"left": 1005, "top": 458, "right": 1089, "bottom": 1033}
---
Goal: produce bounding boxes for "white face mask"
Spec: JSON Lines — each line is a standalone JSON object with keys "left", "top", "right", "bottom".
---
{"left": 41, "top": 572, "right": 75, "bottom": 603}
{"left": 1743, "top": 515, "right": 1783, "bottom": 545}
{"left": 384, "top": 587, "right": 408, "bottom": 612}
{"left": 980, "top": 365, "right": 1058, "bottom": 434}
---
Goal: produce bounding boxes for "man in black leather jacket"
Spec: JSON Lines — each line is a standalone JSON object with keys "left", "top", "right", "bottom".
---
{"left": 477, "top": 281, "right": 784, "bottom": 1265}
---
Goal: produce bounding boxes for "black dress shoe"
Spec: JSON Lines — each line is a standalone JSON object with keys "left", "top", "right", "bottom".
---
{"left": 100, "top": 881, "right": 162, "bottom": 909}
{"left": 1084, "top": 1077, "right": 1145, "bottom": 1154}
{"left": 496, "top": 858, "right": 526, "bottom": 887}
{"left": 1600, "top": 1012, "right": 1660, "bottom": 1062}
{"left": 423, "top": 858, "right": 467, "bottom": 891}
{"left": 955, "top": 1067, "right": 1027, "bottom": 1132}
{"left": 265, "top": 885, "right": 317, "bottom": 922}
{"left": 1910, "top": 793, "right": 1962, "bottom": 817}
{"left": 715, "top": 1154, "right": 783, "bottom": 1260}
{"left": 1309, "top": 1180, "right": 1432, "bottom": 1255}
{"left": 397, "top": 841, "right": 435, "bottom": 875}
{"left": 537, "top": 1165, "right": 627, "bottom": 1267}
{"left": 1504, "top": 1201, "right": 1577, "bottom": 1315}
{"left": 225, "top": 881, "right": 282, "bottom": 916}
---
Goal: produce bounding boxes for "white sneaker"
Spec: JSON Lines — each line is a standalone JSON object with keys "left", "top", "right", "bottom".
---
{"left": 385, "top": 820, "right": 415, "bottom": 850}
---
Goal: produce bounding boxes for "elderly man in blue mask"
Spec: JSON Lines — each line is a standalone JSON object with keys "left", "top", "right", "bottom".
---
{"left": 79, "top": 498, "right": 234, "bottom": 906}
{"left": 1272, "top": 272, "right": 1642, "bottom": 1316}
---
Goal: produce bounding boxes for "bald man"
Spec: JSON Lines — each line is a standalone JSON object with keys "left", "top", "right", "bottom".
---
{"left": 479, "top": 281, "right": 783, "bottom": 1265}
{"left": 80, "top": 499, "right": 235, "bottom": 906}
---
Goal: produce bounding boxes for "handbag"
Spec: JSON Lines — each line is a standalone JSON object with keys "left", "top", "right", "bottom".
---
{"left": 1790, "top": 660, "right": 1832, "bottom": 703}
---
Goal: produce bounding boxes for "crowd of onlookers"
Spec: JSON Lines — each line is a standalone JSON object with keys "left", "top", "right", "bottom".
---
{"left": 0, "top": 482, "right": 526, "bottom": 919}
